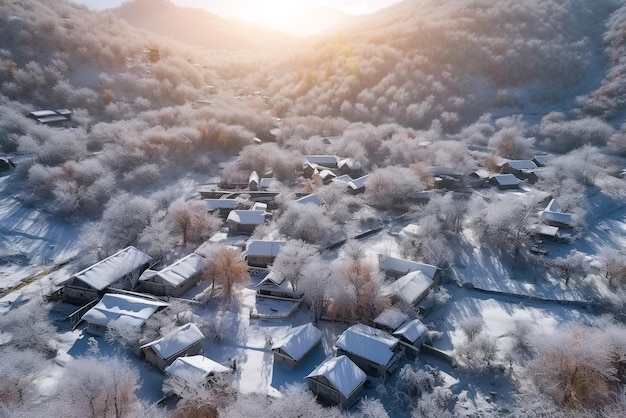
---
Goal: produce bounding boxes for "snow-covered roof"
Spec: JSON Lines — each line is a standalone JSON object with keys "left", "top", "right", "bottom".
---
{"left": 332, "top": 174, "right": 354, "bottom": 184}
{"left": 532, "top": 224, "right": 560, "bottom": 237}
{"left": 348, "top": 174, "right": 369, "bottom": 190}
{"left": 541, "top": 199, "right": 574, "bottom": 227}
{"left": 70, "top": 246, "right": 153, "bottom": 291}
{"left": 257, "top": 272, "right": 296, "bottom": 295}
{"left": 335, "top": 324, "right": 399, "bottom": 367}
{"left": 533, "top": 155, "right": 551, "bottom": 166}
{"left": 165, "top": 355, "right": 230, "bottom": 381}
{"left": 393, "top": 319, "right": 428, "bottom": 344}
{"left": 205, "top": 199, "right": 239, "bottom": 210}
{"left": 383, "top": 271, "right": 434, "bottom": 305}
{"left": 249, "top": 170, "right": 259, "bottom": 184}
{"left": 504, "top": 160, "right": 537, "bottom": 170}
{"left": 295, "top": 194, "right": 324, "bottom": 206}
{"left": 338, "top": 158, "right": 362, "bottom": 171}
{"left": 305, "top": 155, "right": 338, "bottom": 166}
{"left": 259, "top": 178, "right": 277, "bottom": 189}
{"left": 141, "top": 323, "right": 205, "bottom": 359}
{"left": 246, "top": 240, "right": 286, "bottom": 257}
{"left": 491, "top": 174, "right": 521, "bottom": 186}
{"left": 379, "top": 255, "right": 439, "bottom": 280}
{"left": 318, "top": 169, "right": 337, "bottom": 180}
{"left": 81, "top": 293, "right": 167, "bottom": 329}
{"left": 271, "top": 323, "right": 322, "bottom": 361}
{"left": 373, "top": 308, "right": 410, "bottom": 331}
{"left": 150, "top": 253, "right": 206, "bottom": 287}
{"left": 306, "top": 355, "right": 366, "bottom": 398}
{"left": 227, "top": 210, "right": 266, "bottom": 225}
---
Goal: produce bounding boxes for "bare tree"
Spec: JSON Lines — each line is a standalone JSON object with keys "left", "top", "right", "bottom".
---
{"left": 549, "top": 250, "right": 588, "bottom": 286}
{"left": 598, "top": 247, "right": 626, "bottom": 288}
{"left": 201, "top": 247, "right": 249, "bottom": 301}
{"left": 169, "top": 198, "right": 221, "bottom": 246}
{"left": 334, "top": 251, "right": 384, "bottom": 321}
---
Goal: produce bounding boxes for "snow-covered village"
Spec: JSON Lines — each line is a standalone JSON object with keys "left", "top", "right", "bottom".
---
{"left": 1, "top": 1, "right": 626, "bottom": 417}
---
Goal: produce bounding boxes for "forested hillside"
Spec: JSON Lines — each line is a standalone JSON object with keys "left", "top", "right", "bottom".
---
{"left": 1, "top": 0, "right": 626, "bottom": 417}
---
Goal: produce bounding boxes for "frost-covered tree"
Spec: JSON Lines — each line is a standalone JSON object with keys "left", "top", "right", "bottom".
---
{"left": 49, "top": 356, "right": 141, "bottom": 418}
{"left": 0, "top": 298, "right": 57, "bottom": 354}
{"left": 168, "top": 198, "right": 221, "bottom": 245}
{"left": 271, "top": 240, "right": 320, "bottom": 294}
{"left": 0, "top": 348, "right": 46, "bottom": 409}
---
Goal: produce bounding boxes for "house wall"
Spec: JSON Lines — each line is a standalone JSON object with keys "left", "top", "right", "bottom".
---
{"left": 63, "top": 262, "right": 151, "bottom": 305}
{"left": 227, "top": 221, "right": 257, "bottom": 235}
{"left": 143, "top": 341, "right": 204, "bottom": 371}
{"left": 272, "top": 349, "right": 298, "bottom": 368}
{"left": 85, "top": 322, "right": 108, "bottom": 336}
{"left": 247, "top": 255, "right": 274, "bottom": 267}
{"left": 138, "top": 273, "right": 201, "bottom": 298}
{"left": 307, "top": 376, "right": 362, "bottom": 409}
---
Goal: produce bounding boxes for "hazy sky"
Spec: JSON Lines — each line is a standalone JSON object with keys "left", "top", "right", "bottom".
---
{"left": 71, "top": 0, "right": 402, "bottom": 21}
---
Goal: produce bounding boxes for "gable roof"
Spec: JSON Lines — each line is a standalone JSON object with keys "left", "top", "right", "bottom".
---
{"left": 491, "top": 174, "right": 521, "bottom": 186}
{"left": 295, "top": 194, "right": 324, "bottom": 206}
{"left": 305, "top": 155, "right": 339, "bottom": 166}
{"left": 335, "top": 324, "right": 399, "bottom": 367}
{"left": 306, "top": 355, "right": 366, "bottom": 398}
{"left": 148, "top": 253, "right": 206, "bottom": 287}
{"left": 271, "top": 323, "right": 322, "bottom": 362}
{"left": 348, "top": 174, "right": 370, "bottom": 190}
{"left": 503, "top": 160, "right": 538, "bottom": 170}
{"left": 338, "top": 158, "right": 362, "bottom": 171}
{"left": 373, "top": 308, "right": 410, "bottom": 331}
{"left": 378, "top": 255, "right": 439, "bottom": 280}
{"left": 70, "top": 246, "right": 152, "bottom": 291}
{"left": 205, "top": 199, "right": 239, "bottom": 210}
{"left": 541, "top": 199, "right": 574, "bottom": 227}
{"left": 383, "top": 271, "right": 433, "bottom": 305}
{"left": 141, "top": 323, "right": 204, "bottom": 359}
{"left": 81, "top": 293, "right": 168, "bottom": 329}
{"left": 165, "top": 355, "right": 230, "bottom": 381}
{"left": 393, "top": 319, "right": 428, "bottom": 344}
{"left": 227, "top": 210, "right": 266, "bottom": 225}
{"left": 246, "top": 240, "right": 286, "bottom": 257}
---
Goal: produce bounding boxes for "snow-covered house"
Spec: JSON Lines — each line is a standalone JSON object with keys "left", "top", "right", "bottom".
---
{"left": 305, "top": 355, "right": 366, "bottom": 409}
{"left": 294, "top": 194, "right": 324, "bottom": 206}
{"left": 63, "top": 246, "right": 153, "bottom": 305}
{"left": 392, "top": 319, "right": 428, "bottom": 359}
{"left": 246, "top": 240, "right": 286, "bottom": 267}
{"left": 28, "top": 109, "right": 72, "bottom": 126}
{"left": 337, "top": 158, "right": 363, "bottom": 177}
{"left": 81, "top": 293, "right": 168, "bottom": 336}
{"left": 373, "top": 307, "right": 410, "bottom": 334}
{"left": 227, "top": 210, "right": 266, "bottom": 235}
{"left": 540, "top": 199, "right": 574, "bottom": 228}
{"left": 249, "top": 171, "right": 260, "bottom": 191}
{"left": 319, "top": 169, "right": 337, "bottom": 184}
{"left": 489, "top": 174, "right": 521, "bottom": 190}
{"left": 335, "top": 324, "right": 402, "bottom": 379}
{"left": 141, "top": 323, "right": 205, "bottom": 371}
{"left": 378, "top": 255, "right": 441, "bottom": 284}
{"left": 256, "top": 271, "right": 298, "bottom": 299}
{"left": 137, "top": 253, "right": 206, "bottom": 297}
{"left": 271, "top": 323, "right": 322, "bottom": 368}
{"left": 164, "top": 355, "right": 230, "bottom": 387}
{"left": 499, "top": 160, "right": 539, "bottom": 183}
{"left": 347, "top": 174, "right": 369, "bottom": 195}
{"left": 205, "top": 199, "right": 239, "bottom": 218}
{"left": 382, "top": 270, "right": 434, "bottom": 306}
{"left": 305, "top": 155, "right": 339, "bottom": 168}
{"left": 532, "top": 155, "right": 551, "bottom": 167}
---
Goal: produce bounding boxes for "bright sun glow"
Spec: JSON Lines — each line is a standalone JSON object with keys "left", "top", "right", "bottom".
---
{"left": 239, "top": 0, "right": 309, "bottom": 22}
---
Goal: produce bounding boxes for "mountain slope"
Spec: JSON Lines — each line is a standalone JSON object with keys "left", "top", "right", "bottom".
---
{"left": 113, "top": 0, "right": 295, "bottom": 50}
